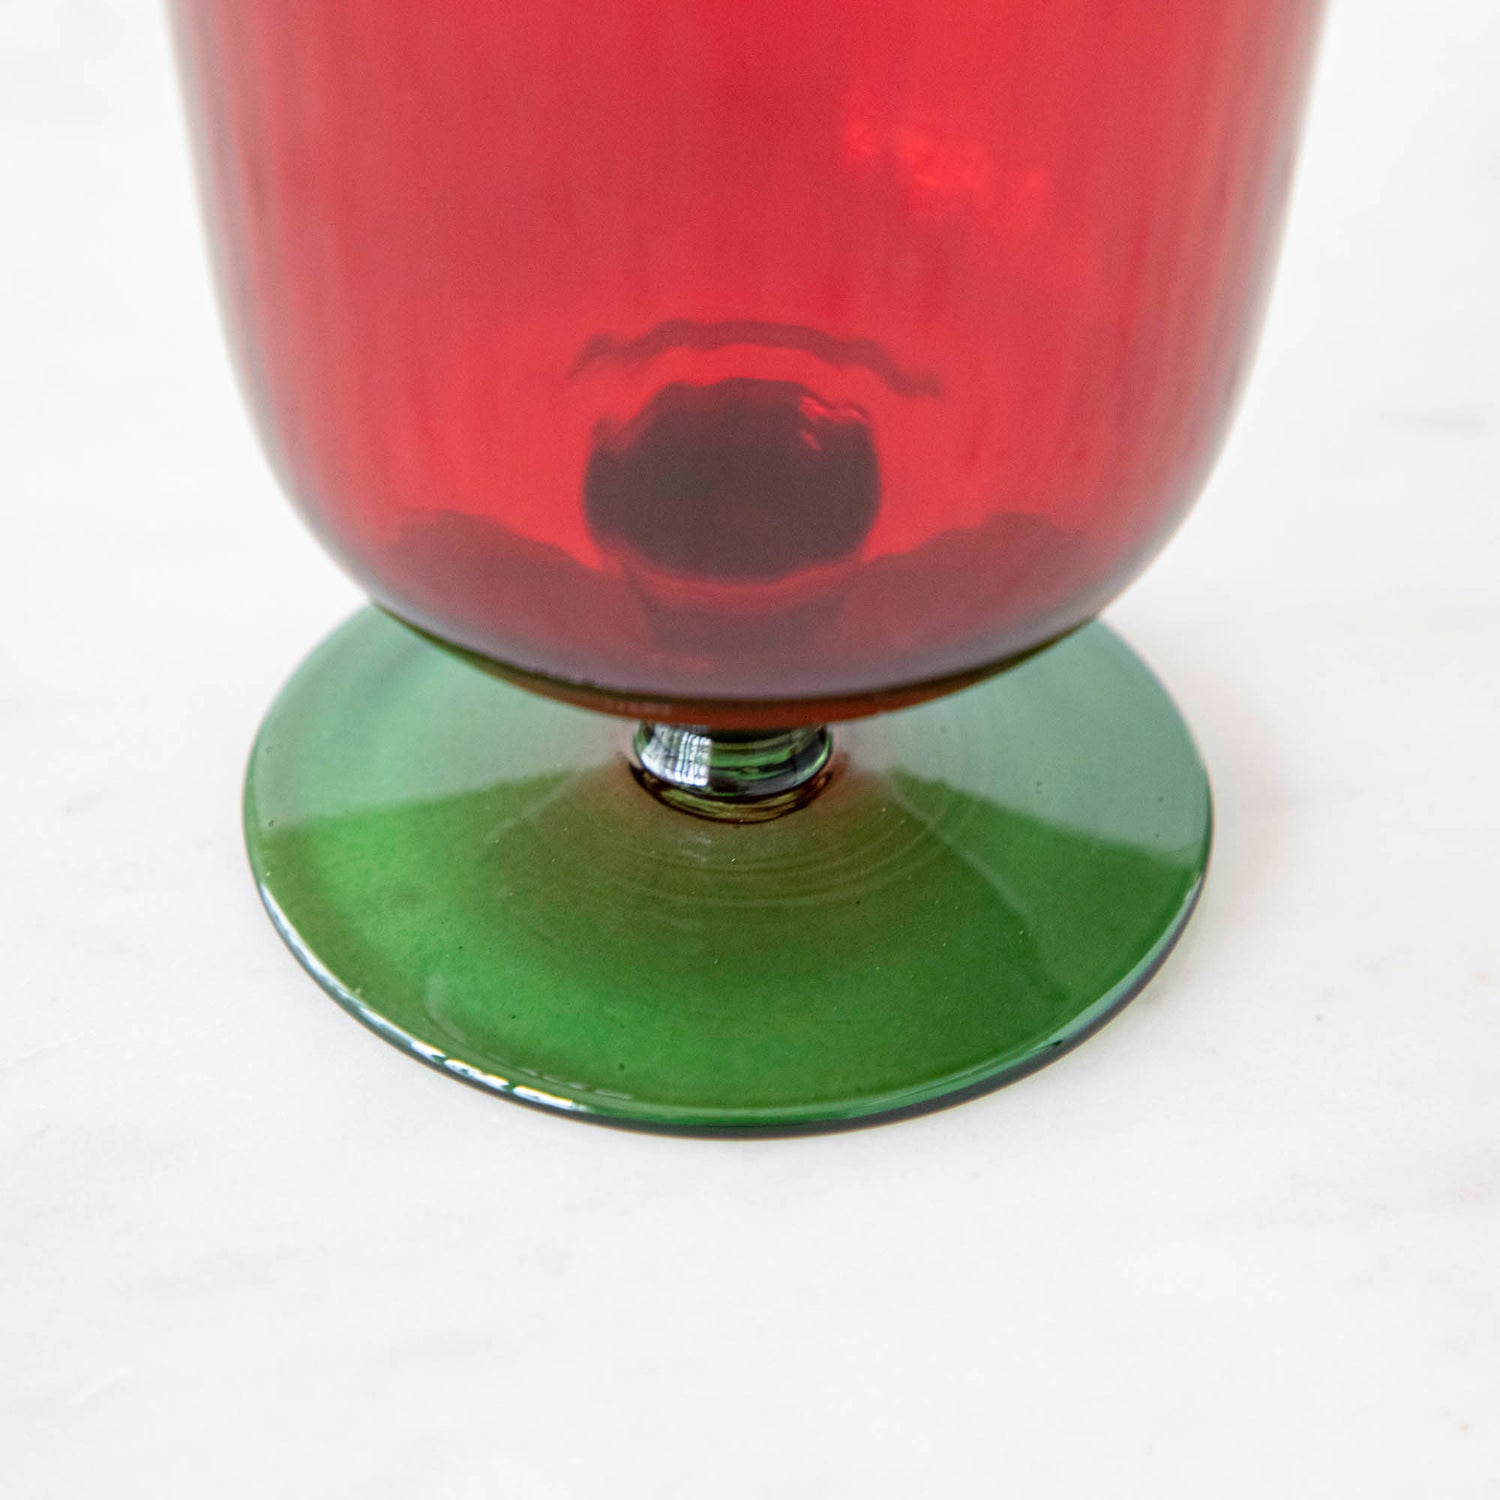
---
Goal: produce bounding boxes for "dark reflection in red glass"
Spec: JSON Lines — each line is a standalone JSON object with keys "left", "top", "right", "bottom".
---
{"left": 172, "top": 0, "right": 1323, "bottom": 722}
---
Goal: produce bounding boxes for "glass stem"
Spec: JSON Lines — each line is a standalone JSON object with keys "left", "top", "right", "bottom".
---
{"left": 632, "top": 723, "right": 833, "bottom": 822}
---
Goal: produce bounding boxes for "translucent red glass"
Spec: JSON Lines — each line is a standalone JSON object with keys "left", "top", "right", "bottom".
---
{"left": 172, "top": 0, "right": 1323, "bottom": 723}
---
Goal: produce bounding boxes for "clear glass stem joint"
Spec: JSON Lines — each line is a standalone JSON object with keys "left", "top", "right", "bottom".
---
{"left": 632, "top": 723, "right": 834, "bottom": 822}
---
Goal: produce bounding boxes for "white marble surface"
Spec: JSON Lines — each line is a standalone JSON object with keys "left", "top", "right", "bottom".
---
{"left": 3, "top": 3, "right": 1497, "bottom": 1495}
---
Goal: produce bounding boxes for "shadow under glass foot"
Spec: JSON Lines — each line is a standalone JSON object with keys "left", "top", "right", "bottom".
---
{"left": 244, "top": 611, "right": 1211, "bottom": 1133}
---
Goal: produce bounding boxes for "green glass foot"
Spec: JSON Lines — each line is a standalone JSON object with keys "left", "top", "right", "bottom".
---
{"left": 245, "top": 611, "right": 1211, "bottom": 1133}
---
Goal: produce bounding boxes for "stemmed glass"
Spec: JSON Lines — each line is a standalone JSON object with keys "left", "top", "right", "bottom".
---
{"left": 170, "top": 0, "right": 1325, "bottom": 1130}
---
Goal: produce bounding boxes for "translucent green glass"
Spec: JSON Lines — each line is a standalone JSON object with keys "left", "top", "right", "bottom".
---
{"left": 245, "top": 610, "right": 1210, "bottom": 1132}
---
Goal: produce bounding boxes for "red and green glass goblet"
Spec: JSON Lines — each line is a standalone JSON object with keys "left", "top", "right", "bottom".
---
{"left": 171, "top": 0, "right": 1325, "bottom": 1130}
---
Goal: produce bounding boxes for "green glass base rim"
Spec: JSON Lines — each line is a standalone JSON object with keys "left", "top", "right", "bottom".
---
{"left": 256, "top": 874, "right": 1203, "bottom": 1135}
{"left": 244, "top": 609, "right": 1213, "bottom": 1134}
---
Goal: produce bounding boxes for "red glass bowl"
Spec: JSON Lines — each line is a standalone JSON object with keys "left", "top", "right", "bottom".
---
{"left": 173, "top": 0, "right": 1324, "bottom": 725}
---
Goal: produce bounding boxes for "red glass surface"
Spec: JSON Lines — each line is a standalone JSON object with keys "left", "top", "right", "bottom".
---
{"left": 172, "top": 0, "right": 1324, "bottom": 723}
